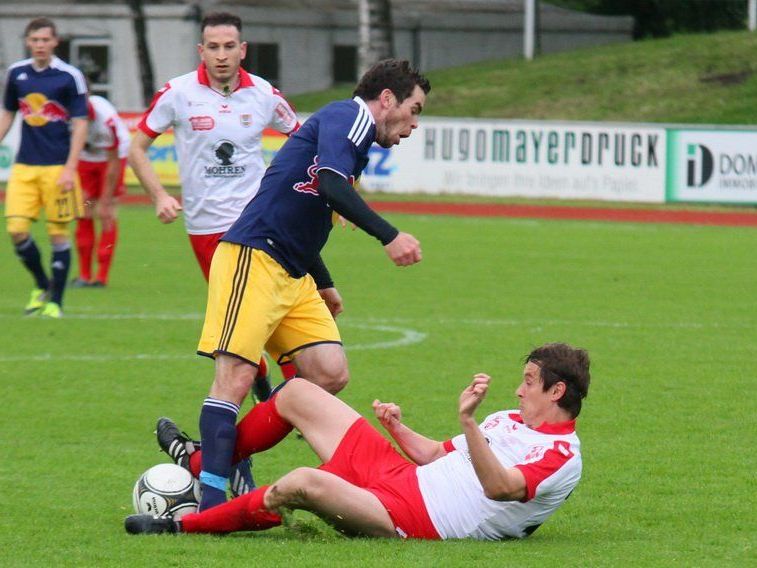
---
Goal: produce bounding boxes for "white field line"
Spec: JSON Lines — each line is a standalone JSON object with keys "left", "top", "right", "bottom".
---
{"left": 0, "top": 320, "right": 427, "bottom": 363}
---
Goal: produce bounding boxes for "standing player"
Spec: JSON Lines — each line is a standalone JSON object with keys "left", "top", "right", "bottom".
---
{"left": 72, "top": 94, "right": 130, "bottom": 287}
{"left": 0, "top": 17, "right": 88, "bottom": 318}
{"left": 127, "top": 343, "right": 591, "bottom": 540}
{"left": 181, "top": 58, "right": 430, "bottom": 512}
{"left": 128, "top": 11, "right": 299, "bottom": 392}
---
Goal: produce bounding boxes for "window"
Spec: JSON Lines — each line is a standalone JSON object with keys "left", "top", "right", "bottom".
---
{"left": 70, "top": 40, "right": 111, "bottom": 98}
{"left": 243, "top": 43, "right": 279, "bottom": 87}
{"left": 333, "top": 45, "right": 357, "bottom": 84}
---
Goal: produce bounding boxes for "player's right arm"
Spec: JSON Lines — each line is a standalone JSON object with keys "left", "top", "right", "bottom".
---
{"left": 372, "top": 399, "right": 447, "bottom": 464}
{"left": 0, "top": 109, "right": 15, "bottom": 143}
{"left": 128, "top": 130, "right": 182, "bottom": 224}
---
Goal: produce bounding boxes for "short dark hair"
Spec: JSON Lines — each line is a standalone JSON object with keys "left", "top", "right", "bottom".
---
{"left": 200, "top": 12, "right": 242, "bottom": 35}
{"left": 353, "top": 59, "right": 431, "bottom": 103}
{"left": 25, "top": 17, "right": 57, "bottom": 38}
{"left": 525, "top": 343, "right": 591, "bottom": 418}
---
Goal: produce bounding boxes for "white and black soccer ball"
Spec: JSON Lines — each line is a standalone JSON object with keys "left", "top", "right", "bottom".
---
{"left": 132, "top": 463, "right": 201, "bottom": 520}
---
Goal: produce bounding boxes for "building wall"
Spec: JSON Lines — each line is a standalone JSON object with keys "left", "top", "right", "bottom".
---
{"left": 0, "top": 1, "right": 633, "bottom": 110}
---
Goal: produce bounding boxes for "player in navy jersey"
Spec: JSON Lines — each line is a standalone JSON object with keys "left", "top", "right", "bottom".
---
{"left": 165, "top": 59, "right": 431, "bottom": 512}
{"left": 0, "top": 17, "right": 88, "bottom": 318}
{"left": 127, "top": 343, "right": 591, "bottom": 540}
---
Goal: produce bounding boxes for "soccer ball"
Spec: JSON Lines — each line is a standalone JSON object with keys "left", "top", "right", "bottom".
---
{"left": 132, "top": 463, "right": 201, "bottom": 520}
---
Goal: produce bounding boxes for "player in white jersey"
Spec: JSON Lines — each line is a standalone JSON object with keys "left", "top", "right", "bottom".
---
{"left": 128, "top": 12, "right": 299, "bottom": 399}
{"left": 72, "top": 95, "right": 130, "bottom": 287}
{"left": 129, "top": 12, "right": 299, "bottom": 281}
{"left": 125, "top": 343, "right": 591, "bottom": 540}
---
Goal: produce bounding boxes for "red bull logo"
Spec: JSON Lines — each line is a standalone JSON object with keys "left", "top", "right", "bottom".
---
{"left": 18, "top": 93, "right": 69, "bottom": 127}
{"left": 293, "top": 155, "right": 355, "bottom": 196}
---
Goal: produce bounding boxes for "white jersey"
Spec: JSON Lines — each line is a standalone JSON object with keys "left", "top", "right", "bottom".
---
{"left": 416, "top": 410, "right": 582, "bottom": 540}
{"left": 80, "top": 95, "right": 130, "bottom": 162}
{"left": 137, "top": 64, "right": 299, "bottom": 235}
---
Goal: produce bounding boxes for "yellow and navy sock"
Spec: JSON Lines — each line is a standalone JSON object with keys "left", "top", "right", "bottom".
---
{"left": 50, "top": 242, "right": 71, "bottom": 306}
{"left": 15, "top": 237, "right": 49, "bottom": 290}
{"left": 198, "top": 397, "right": 240, "bottom": 511}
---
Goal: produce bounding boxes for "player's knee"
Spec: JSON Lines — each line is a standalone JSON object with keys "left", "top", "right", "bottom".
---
{"left": 7, "top": 217, "right": 31, "bottom": 239}
{"left": 9, "top": 231, "right": 30, "bottom": 245}
{"left": 298, "top": 357, "right": 349, "bottom": 394}
{"left": 268, "top": 467, "right": 325, "bottom": 508}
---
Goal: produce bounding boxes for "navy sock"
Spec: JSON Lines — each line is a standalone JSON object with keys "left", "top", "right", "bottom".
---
{"left": 198, "top": 397, "right": 239, "bottom": 511}
{"left": 14, "top": 237, "right": 49, "bottom": 290}
{"left": 50, "top": 243, "right": 71, "bottom": 306}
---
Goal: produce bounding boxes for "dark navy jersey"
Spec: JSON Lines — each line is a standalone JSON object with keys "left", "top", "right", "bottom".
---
{"left": 223, "top": 96, "right": 375, "bottom": 277}
{"left": 3, "top": 57, "right": 88, "bottom": 165}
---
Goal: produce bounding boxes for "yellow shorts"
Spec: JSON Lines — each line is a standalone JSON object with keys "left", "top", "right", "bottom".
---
{"left": 4, "top": 163, "right": 84, "bottom": 235}
{"left": 197, "top": 243, "right": 341, "bottom": 365}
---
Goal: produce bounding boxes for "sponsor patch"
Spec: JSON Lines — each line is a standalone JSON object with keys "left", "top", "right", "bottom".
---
{"left": 189, "top": 116, "right": 215, "bottom": 131}
{"left": 240, "top": 113, "right": 252, "bottom": 127}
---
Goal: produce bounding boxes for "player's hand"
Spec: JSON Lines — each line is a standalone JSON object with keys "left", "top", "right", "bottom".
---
{"left": 373, "top": 399, "right": 402, "bottom": 429}
{"left": 318, "top": 287, "right": 344, "bottom": 318}
{"left": 155, "top": 192, "right": 182, "bottom": 224}
{"left": 384, "top": 232, "right": 422, "bottom": 266}
{"left": 459, "top": 374, "right": 490, "bottom": 419}
{"left": 336, "top": 215, "right": 357, "bottom": 231}
{"left": 56, "top": 166, "right": 76, "bottom": 194}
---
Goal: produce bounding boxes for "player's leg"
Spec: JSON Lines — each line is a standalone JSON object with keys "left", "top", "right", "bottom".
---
{"left": 74, "top": 160, "right": 100, "bottom": 285}
{"left": 267, "top": 274, "right": 349, "bottom": 395}
{"left": 43, "top": 165, "right": 84, "bottom": 314}
{"left": 93, "top": 158, "right": 122, "bottom": 286}
{"left": 190, "top": 232, "right": 273, "bottom": 399}
{"left": 195, "top": 244, "right": 285, "bottom": 510}
{"left": 5, "top": 165, "right": 50, "bottom": 312}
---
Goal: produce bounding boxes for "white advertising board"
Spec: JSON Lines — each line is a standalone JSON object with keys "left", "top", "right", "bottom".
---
{"left": 667, "top": 129, "right": 757, "bottom": 204}
{"left": 0, "top": 116, "right": 20, "bottom": 182}
{"left": 360, "top": 117, "right": 667, "bottom": 203}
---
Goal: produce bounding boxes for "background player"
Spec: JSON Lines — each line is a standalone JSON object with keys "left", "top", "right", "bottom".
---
{"left": 188, "top": 58, "right": 430, "bottom": 512}
{"left": 127, "top": 343, "right": 591, "bottom": 540}
{"left": 72, "top": 94, "right": 130, "bottom": 287}
{"left": 0, "top": 17, "right": 88, "bottom": 318}
{"left": 128, "top": 10, "right": 299, "bottom": 392}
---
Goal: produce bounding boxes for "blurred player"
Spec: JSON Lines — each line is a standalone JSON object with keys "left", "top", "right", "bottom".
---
{"left": 72, "top": 94, "right": 130, "bottom": 287}
{"left": 126, "top": 343, "right": 591, "bottom": 540}
{"left": 128, "top": 11, "right": 299, "bottom": 393}
{"left": 0, "top": 17, "right": 88, "bottom": 318}
{"left": 184, "top": 58, "right": 429, "bottom": 511}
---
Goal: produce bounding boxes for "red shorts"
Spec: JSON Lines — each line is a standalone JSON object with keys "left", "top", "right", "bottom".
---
{"left": 78, "top": 159, "right": 127, "bottom": 199}
{"left": 188, "top": 232, "right": 224, "bottom": 281}
{"left": 319, "top": 418, "right": 440, "bottom": 540}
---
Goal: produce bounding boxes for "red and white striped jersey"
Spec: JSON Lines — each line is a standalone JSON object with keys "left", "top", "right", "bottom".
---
{"left": 416, "top": 410, "right": 582, "bottom": 540}
{"left": 81, "top": 95, "right": 130, "bottom": 162}
{"left": 138, "top": 64, "right": 299, "bottom": 235}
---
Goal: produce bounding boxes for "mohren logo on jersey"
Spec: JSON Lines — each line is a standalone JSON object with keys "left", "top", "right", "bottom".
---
{"left": 190, "top": 116, "right": 215, "bottom": 131}
{"left": 18, "top": 93, "right": 68, "bottom": 126}
{"left": 204, "top": 140, "right": 246, "bottom": 177}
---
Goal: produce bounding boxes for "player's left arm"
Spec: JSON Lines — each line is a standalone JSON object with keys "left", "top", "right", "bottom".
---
{"left": 372, "top": 400, "right": 447, "bottom": 465}
{"left": 58, "top": 117, "right": 88, "bottom": 191}
{"left": 459, "top": 374, "right": 527, "bottom": 501}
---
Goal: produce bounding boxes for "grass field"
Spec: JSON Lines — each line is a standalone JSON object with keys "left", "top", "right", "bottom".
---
{"left": 0, "top": 205, "right": 755, "bottom": 566}
{"left": 291, "top": 31, "right": 757, "bottom": 124}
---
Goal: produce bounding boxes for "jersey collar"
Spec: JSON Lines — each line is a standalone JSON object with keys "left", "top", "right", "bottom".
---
{"left": 508, "top": 411, "right": 576, "bottom": 434}
{"left": 353, "top": 96, "right": 376, "bottom": 124}
{"left": 197, "top": 63, "right": 254, "bottom": 90}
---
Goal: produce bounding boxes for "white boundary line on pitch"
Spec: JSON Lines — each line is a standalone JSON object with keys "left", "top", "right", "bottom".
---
{"left": 0, "top": 321, "right": 427, "bottom": 363}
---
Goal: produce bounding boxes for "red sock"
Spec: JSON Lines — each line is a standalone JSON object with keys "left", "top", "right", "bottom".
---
{"left": 181, "top": 486, "right": 281, "bottom": 533}
{"left": 187, "top": 395, "right": 293, "bottom": 476}
{"left": 75, "top": 218, "right": 95, "bottom": 281}
{"left": 233, "top": 395, "right": 293, "bottom": 463}
{"left": 96, "top": 221, "right": 118, "bottom": 284}
{"left": 279, "top": 361, "right": 297, "bottom": 380}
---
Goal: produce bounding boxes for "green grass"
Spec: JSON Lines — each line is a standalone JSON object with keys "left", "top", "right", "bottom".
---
{"left": 291, "top": 31, "right": 757, "bottom": 124}
{"left": 0, "top": 206, "right": 755, "bottom": 566}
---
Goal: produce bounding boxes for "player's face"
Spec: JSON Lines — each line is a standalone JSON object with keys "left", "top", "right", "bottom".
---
{"left": 375, "top": 85, "right": 426, "bottom": 148}
{"left": 25, "top": 27, "right": 58, "bottom": 67}
{"left": 198, "top": 25, "right": 247, "bottom": 86}
{"left": 515, "top": 362, "right": 560, "bottom": 428}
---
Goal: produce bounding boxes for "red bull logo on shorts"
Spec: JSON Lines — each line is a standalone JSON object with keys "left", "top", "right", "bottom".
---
{"left": 18, "top": 93, "right": 69, "bottom": 127}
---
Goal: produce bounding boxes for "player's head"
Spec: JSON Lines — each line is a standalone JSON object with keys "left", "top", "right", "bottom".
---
{"left": 25, "top": 17, "right": 58, "bottom": 67}
{"left": 518, "top": 343, "right": 591, "bottom": 422}
{"left": 354, "top": 59, "right": 431, "bottom": 148}
{"left": 198, "top": 12, "right": 246, "bottom": 87}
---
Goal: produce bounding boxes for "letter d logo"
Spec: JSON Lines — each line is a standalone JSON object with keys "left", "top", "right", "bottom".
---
{"left": 686, "top": 144, "right": 713, "bottom": 187}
